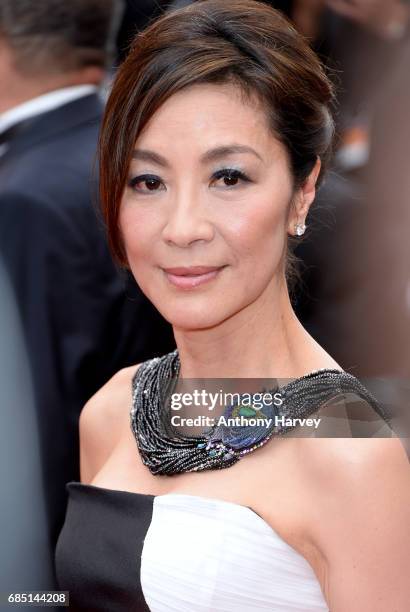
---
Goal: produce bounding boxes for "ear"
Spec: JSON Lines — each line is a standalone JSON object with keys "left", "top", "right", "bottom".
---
{"left": 287, "top": 157, "right": 321, "bottom": 236}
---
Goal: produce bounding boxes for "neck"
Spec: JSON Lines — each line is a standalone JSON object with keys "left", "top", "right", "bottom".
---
{"left": 173, "top": 276, "right": 330, "bottom": 379}
{"left": 0, "top": 67, "right": 103, "bottom": 114}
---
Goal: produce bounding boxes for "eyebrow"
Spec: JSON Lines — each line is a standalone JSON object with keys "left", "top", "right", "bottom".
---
{"left": 201, "top": 145, "right": 263, "bottom": 164}
{"left": 131, "top": 149, "right": 170, "bottom": 167}
{"left": 131, "top": 144, "right": 263, "bottom": 167}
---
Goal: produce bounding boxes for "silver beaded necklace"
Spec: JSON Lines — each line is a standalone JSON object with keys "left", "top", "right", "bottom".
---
{"left": 130, "top": 349, "right": 390, "bottom": 476}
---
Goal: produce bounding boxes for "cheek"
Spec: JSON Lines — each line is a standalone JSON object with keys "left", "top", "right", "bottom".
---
{"left": 225, "top": 193, "right": 289, "bottom": 270}
{"left": 119, "top": 201, "right": 156, "bottom": 262}
{"left": 118, "top": 202, "right": 160, "bottom": 298}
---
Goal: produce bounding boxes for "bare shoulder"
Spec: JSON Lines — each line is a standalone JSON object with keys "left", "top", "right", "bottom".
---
{"left": 296, "top": 436, "right": 409, "bottom": 486}
{"left": 80, "top": 364, "right": 140, "bottom": 432}
{"left": 295, "top": 437, "right": 410, "bottom": 610}
{"left": 294, "top": 437, "right": 410, "bottom": 509}
{"left": 79, "top": 363, "right": 141, "bottom": 483}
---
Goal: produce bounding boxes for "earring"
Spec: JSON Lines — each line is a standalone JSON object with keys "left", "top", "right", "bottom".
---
{"left": 294, "top": 222, "right": 306, "bottom": 237}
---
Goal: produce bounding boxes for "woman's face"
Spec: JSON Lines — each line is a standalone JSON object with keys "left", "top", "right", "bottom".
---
{"left": 120, "top": 83, "right": 303, "bottom": 330}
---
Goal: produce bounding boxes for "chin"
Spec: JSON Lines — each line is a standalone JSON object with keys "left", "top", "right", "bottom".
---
{"left": 157, "top": 300, "right": 231, "bottom": 332}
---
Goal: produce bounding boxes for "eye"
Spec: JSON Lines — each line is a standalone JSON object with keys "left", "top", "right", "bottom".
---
{"left": 128, "top": 174, "right": 165, "bottom": 193}
{"left": 210, "top": 168, "right": 251, "bottom": 188}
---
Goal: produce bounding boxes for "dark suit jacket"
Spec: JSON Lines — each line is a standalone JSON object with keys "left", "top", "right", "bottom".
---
{"left": 0, "top": 94, "right": 174, "bottom": 549}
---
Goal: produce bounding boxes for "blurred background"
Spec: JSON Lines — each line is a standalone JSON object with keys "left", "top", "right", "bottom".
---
{"left": 0, "top": 0, "right": 409, "bottom": 602}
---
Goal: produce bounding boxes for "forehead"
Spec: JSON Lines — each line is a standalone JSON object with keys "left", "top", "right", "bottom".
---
{"left": 135, "top": 82, "right": 283, "bottom": 161}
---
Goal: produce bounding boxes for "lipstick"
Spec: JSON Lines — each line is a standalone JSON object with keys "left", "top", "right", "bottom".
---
{"left": 162, "top": 266, "right": 225, "bottom": 289}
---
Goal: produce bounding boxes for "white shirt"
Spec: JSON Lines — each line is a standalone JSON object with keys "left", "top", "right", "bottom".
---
{"left": 0, "top": 84, "right": 99, "bottom": 136}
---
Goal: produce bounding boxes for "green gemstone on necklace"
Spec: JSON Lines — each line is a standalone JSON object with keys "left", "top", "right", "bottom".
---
{"left": 238, "top": 405, "right": 256, "bottom": 417}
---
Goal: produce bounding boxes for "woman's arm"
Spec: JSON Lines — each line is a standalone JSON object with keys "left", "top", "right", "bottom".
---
{"left": 300, "top": 437, "right": 410, "bottom": 611}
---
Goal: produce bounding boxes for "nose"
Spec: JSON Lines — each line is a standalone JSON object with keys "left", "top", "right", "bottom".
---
{"left": 161, "top": 188, "right": 215, "bottom": 248}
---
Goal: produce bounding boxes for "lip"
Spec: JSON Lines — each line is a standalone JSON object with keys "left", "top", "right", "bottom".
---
{"left": 162, "top": 265, "right": 226, "bottom": 289}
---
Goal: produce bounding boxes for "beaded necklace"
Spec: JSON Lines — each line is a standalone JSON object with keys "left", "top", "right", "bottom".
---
{"left": 130, "top": 349, "right": 389, "bottom": 476}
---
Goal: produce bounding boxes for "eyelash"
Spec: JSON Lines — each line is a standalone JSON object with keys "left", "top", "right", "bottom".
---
{"left": 212, "top": 168, "right": 251, "bottom": 187}
{"left": 128, "top": 174, "right": 164, "bottom": 193}
{"left": 127, "top": 168, "right": 252, "bottom": 194}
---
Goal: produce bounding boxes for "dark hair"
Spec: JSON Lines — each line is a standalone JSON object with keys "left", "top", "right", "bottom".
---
{"left": 99, "top": 0, "right": 335, "bottom": 279}
{"left": 0, "top": 0, "right": 124, "bottom": 74}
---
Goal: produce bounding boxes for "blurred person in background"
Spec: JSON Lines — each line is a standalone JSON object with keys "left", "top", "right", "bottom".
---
{"left": 356, "top": 41, "right": 410, "bottom": 444}
{"left": 289, "top": 0, "right": 410, "bottom": 172}
{"left": 285, "top": 1, "right": 410, "bottom": 377}
{"left": 0, "top": 0, "right": 174, "bottom": 557}
{"left": 359, "top": 32, "right": 410, "bottom": 377}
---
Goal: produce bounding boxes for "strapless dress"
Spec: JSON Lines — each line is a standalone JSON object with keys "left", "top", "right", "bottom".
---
{"left": 55, "top": 482, "right": 329, "bottom": 611}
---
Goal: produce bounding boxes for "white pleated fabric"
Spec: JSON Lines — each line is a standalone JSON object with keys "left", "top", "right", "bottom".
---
{"left": 140, "top": 494, "right": 329, "bottom": 611}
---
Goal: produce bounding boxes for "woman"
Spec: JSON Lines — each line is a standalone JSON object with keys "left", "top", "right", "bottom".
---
{"left": 55, "top": 1, "right": 410, "bottom": 610}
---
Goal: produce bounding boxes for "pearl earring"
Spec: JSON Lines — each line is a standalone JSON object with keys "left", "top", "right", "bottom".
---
{"left": 295, "top": 222, "right": 306, "bottom": 237}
